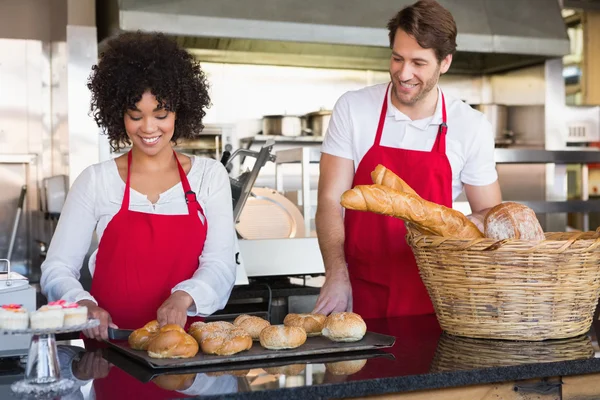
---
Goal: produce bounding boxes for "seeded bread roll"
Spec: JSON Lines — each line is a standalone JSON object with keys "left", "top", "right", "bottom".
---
{"left": 188, "top": 321, "right": 234, "bottom": 344}
{"left": 283, "top": 313, "right": 326, "bottom": 337}
{"left": 200, "top": 327, "right": 253, "bottom": 356}
{"left": 233, "top": 315, "right": 271, "bottom": 340}
{"left": 322, "top": 312, "right": 366, "bottom": 342}
{"left": 259, "top": 325, "right": 307, "bottom": 350}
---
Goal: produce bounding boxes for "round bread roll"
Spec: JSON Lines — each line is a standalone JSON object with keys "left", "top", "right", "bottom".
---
{"left": 233, "top": 314, "right": 271, "bottom": 340}
{"left": 264, "top": 364, "right": 306, "bottom": 376}
{"left": 259, "top": 325, "right": 307, "bottom": 350}
{"left": 147, "top": 324, "right": 199, "bottom": 359}
{"left": 200, "top": 327, "right": 253, "bottom": 356}
{"left": 188, "top": 321, "right": 234, "bottom": 344}
{"left": 152, "top": 373, "right": 196, "bottom": 391}
{"left": 325, "top": 359, "right": 367, "bottom": 375}
{"left": 283, "top": 313, "right": 326, "bottom": 337}
{"left": 129, "top": 320, "right": 160, "bottom": 350}
{"left": 322, "top": 312, "right": 366, "bottom": 342}
{"left": 484, "top": 202, "right": 545, "bottom": 241}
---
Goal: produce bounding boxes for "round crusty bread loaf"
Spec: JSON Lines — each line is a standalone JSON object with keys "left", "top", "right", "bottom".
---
{"left": 188, "top": 321, "right": 234, "bottom": 344}
{"left": 200, "top": 327, "right": 253, "bottom": 356}
{"left": 152, "top": 373, "right": 196, "bottom": 390}
{"left": 325, "top": 359, "right": 368, "bottom": 375}
{"left": 283, "top": 313, "right": 326, "bottom": 337}
{"left": 484, "top": 202, "right": 545, "bottom": 241}
{"left": 264, "top": 364, "right": 306, "bottom": 376}
{"left": 322, "top": 312, "right": 366, "bottom": 342}
{"left": 233, "top": 315, "right": 271, "bottom": 340}
{"left": 147, "top": 324, "right": 199, "bottom": 359}
{"left": 129, "top": 320, "right": 160, "bottom": 350}
{"left": 259, "top": 325, "right": 307, "bottom": 350}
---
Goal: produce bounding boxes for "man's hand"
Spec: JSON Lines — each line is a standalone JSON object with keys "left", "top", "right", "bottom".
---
{"left": 78, "top": 300, "right": 117, "bottom": 341}
{"left": 72, "top": 349, "right": 113, "bottom": 380}
{"left": 157, "top": 291, "right": 193, "bottom": 328}
{"left": 312, "top": 269, "right": 353, "bottom": 315}
{"left": 466, "top": 212, "right": 485, "bottom": 233}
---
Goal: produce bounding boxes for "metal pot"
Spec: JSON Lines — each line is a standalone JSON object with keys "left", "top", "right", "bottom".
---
{"left": 262, "top": 115, "right": 303, "bottom": 137}
{"left": 304, "top": 109, "right": 332, "bottom": 137}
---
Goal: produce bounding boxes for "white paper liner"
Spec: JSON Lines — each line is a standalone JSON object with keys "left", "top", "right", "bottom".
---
{"left": 0, "top": 319, "right": 100, "bottom": 335}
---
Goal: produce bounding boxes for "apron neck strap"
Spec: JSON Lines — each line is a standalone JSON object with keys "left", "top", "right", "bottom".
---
{"left": 374, "top": 83, "right": 391, "bottom": 146}
{"left": 432, "top": 91, "right": 448, "bottom": 154}
{"left": 124, "top": 150, "right": 199, "bottom": 215}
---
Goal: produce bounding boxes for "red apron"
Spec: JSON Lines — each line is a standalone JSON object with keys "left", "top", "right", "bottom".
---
{"left": 345, "top": 83, "right": 452, "bottom": 318}
{"left": 90, "top": 150, "right": 207, "bottom": 329}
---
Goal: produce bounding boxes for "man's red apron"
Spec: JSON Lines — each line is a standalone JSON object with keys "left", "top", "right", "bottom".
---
{"left": 345, "top": 83, "right": 452, "bottom": 318}
{"left": 90, "top": 150, "right": 207, "bottom": 330}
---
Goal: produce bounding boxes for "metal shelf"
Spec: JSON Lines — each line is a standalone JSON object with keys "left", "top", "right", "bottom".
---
{"left": 494, "top": 149, "right": 600, "bottom": 164}
{"left": 240, "top": 135, "right": 324, "bottom": 145}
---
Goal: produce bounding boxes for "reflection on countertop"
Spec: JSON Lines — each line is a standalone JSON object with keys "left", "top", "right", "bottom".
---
{"left": 4, "top": 315, "right": 600, "bottom": 399}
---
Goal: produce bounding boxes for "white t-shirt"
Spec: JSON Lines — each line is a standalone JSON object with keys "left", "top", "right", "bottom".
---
{"left": 321, "top": 83, "right": 498, "bottom": 200}
{"left": 40, "top": 156, "right": 237, "bottom": 317}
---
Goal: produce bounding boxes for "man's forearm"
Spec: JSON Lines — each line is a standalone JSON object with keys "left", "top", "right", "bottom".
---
{"left": 316, "top": 202, "right": 348, "bottom": 279}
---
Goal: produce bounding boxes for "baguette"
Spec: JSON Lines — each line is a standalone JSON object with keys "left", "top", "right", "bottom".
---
{"left": 341, "top": 184, "right": 484, "bottom": 239}
{"left": 370, "top": 165, "right": 417, "bottom": 196}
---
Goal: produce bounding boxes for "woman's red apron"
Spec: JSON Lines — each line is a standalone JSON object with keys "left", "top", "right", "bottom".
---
{"left": 89, "top": 151, "right": 207, "bottom": 399}
{"left": 90, "top": 150, "right": 207, "bottom": 329}
{"left": 345, "top": 83, "right": 452, "bottom": 318}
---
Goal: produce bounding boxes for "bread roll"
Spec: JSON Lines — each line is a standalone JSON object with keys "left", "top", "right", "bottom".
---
{"left": 200, "top": 327, "right": 253, "bottom": 356}
{"left": 283, "top": 313, "right": 326, "bottom": 337}
{"left": 233, "top": 315, "right": 271, "bottom": 340}
{"left": 484, "top": 202, "right": 545, "bottom": 241}
{"left": 188, "top": 321, "right": 234, "bottom": 344}
{"left": 147, "top": 324, "right": 199, "bottom": 359}
{"left": 152, "top": 374, "right": 196, "bottom": 391}
{"left": 129, "top": 320, "right": 160, "bottom": 350}
{"left": 325, "top": 359, "right": 368, "bottom": 375}
{"left": 259, "top": 325, "right": 307, "bottom": 350}
{"left": 371, "top": 165, "right": 417, "bottom": 196}
{"left": 322, "top": 312, "right": 366, "bottom": 342}
{"left": 264, "top": 364, "right": 306, "bottom": 376}
{"left": 341, "top": 184, "right": 483, "bottom": 239}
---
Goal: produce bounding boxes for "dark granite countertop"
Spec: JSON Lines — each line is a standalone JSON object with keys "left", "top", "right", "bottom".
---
{"left": 5, "top": 315, "right": 600, "bottom": 400}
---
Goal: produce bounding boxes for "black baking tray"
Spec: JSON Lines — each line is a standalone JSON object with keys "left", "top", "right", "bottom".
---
{"left": 104, "top": 331, "right": 395, "bottom": 369}
{"left": 102, "top": 346, "right": 395, "bottom": 383}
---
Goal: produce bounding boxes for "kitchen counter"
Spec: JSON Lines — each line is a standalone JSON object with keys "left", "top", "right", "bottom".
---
{"left": 4, "top": 315, "right": 600, "bottom": 399}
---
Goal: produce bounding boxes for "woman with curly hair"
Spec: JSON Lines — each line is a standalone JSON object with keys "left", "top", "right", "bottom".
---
{"left": 40, "top": 31, "right": 237, "bottom": 341}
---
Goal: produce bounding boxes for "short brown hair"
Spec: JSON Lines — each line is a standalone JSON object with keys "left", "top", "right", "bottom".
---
{"left": 387, "top": 0, "right": 457, "bottom": 62}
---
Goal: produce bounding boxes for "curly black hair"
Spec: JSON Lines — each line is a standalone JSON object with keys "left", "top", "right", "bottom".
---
{"left": 88, "top": 31, "right": 211, "bottom": 151}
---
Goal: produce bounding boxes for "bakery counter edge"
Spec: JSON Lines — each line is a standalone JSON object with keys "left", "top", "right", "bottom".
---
{"left": 70, "top": 315, "right": 600, "bottom": 400}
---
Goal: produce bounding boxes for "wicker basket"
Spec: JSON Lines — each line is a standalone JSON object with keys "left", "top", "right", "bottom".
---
{"left": 430, "top": 333, "right": 594, "bottom": 372}
{"left": 406, "top": 224, "right": 600, "bottom": 341}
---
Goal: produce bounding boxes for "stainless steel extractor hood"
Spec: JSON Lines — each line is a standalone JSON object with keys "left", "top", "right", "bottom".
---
{"left": 97, "top": 0, "right": 570, "bottom": 74}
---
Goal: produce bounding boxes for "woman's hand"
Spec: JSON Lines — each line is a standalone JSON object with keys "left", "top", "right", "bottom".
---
{"left": 78, "top": 300, "right": 117, "bottom": 341}
{"left": 157, "top": 291, "right": 193, "bottom": 328}
{"left": 72, "top": 349, "right": 113, "bottom": 380}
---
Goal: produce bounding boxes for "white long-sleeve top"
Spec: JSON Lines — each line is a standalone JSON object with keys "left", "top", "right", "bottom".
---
{"left": 40, "top": 155, "right": 237, "bottom": 317}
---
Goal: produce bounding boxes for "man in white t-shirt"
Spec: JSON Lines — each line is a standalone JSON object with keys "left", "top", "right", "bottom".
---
{"left": 313, "top": 0, "right": 502, "bottom": 319}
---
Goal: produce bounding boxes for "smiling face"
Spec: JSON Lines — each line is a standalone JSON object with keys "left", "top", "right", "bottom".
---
{"left": 389, "top": 29, "right": 452, "bottom": 109}
{"left": 124, "top": 91, "right": 176, "bottom": 157}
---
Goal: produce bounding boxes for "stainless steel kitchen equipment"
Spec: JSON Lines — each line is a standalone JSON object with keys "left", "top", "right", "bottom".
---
{"left": 223, "top": 140, "right": 277, "bottom": 224}
{"left": 0, "top": 259, "right": 36, "bottom": 359}
{"left": 261, "top": 115, "right": 303, "bottom": 137}
{"left": 304, "top": 109, "right": 332, "bottom": 137}
{"left": 105, "top": 0, "right": 569, "bottom": 75}
{"left": 7, "top": 186, "right": 27, "bottom": 262}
